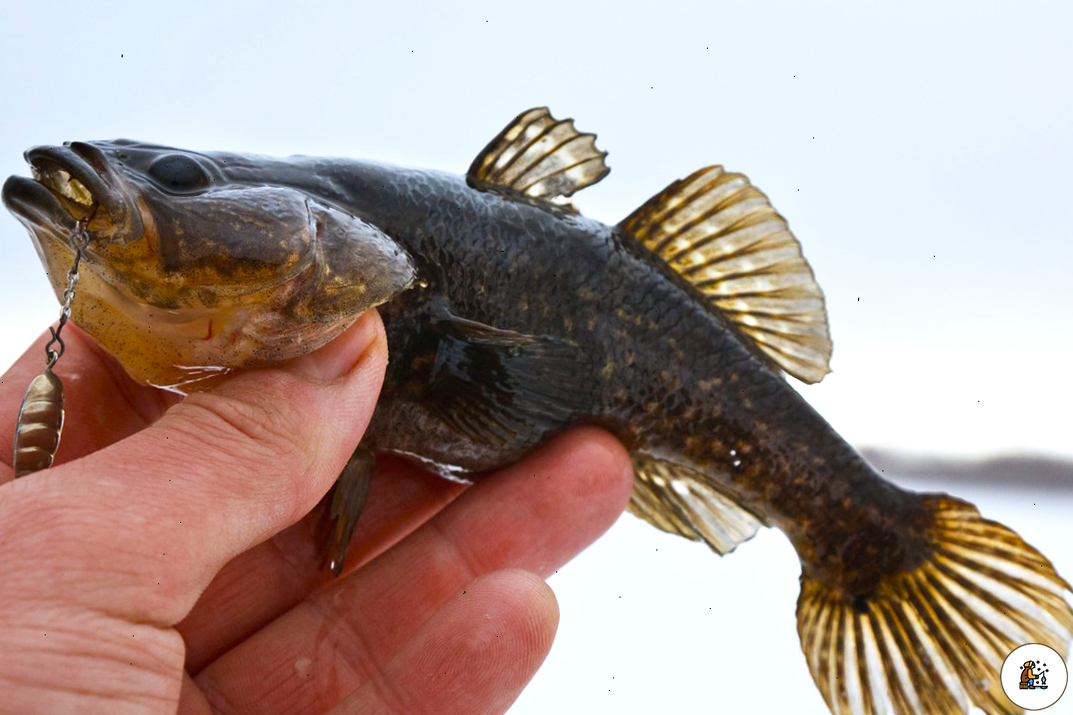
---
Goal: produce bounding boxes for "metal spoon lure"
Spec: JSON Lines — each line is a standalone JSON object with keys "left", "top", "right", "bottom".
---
{"left": 12, "top": 211, "right": 94, "bottom": 477}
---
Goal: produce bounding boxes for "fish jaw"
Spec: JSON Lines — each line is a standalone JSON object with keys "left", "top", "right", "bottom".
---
{"left": 23, "top": 142, "right": 145, "bottom": 242}
{"left": 4, "top": 141, "right": 416, "bottom": 389}
{"left": 61, "top": 261, "right": 362, "bottom": 391}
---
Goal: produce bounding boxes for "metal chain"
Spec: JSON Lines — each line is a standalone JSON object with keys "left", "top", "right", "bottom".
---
{"left": 12, "top": 206, "right": 99, "bottom": 477}
{"left": 43, "top": 206, "right": 97, "bottom": 369}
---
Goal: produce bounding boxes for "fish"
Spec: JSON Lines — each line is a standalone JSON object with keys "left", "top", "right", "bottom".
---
{"left": 4, "top": 107, "right": 1071, "bottom": 715}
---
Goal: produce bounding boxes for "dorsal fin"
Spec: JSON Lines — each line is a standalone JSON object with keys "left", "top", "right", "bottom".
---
{"left": 619, "top": 167, "right": 832, "bottom": 383}
{"left": 628, "top": 454, "right": 764, "bottom": 555}
{"left": 467, "top": 107, "right": 610, "bottom": 204}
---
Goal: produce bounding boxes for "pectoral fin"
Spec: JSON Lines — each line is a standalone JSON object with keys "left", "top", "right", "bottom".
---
{"left": 421, "top": 306, "right": 591, "bottom": 446}
{"left": 467, "top": 107, "right": 609, "bottom": 207}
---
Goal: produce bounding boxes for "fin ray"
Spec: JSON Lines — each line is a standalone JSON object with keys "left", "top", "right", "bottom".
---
{"left": 797, "top": 494, "right": 1072, "bottom": 715}
{"left": 620, "top": 166, "right": 832, "bottom": 383}
{"left": 325, "top": 448, "right": 374, "bottom": 575}
{"left": 467, "top": 107, "right": 609, "bottom": 203}
{"left": 627, "top": 455, "right": 764, "bottom": 554}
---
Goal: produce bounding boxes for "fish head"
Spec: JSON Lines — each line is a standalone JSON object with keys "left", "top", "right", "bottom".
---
{"left": 3, "top": 140, "right": 414, "bottom": 390}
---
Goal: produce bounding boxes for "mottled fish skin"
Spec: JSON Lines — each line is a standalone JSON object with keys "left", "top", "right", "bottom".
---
{"left": 5, "top": 110, "right": 1071, "bottom": 715}
{"left": 226, "top": 157, "right": 921, "bottom": 592}
{"left": 258, "top": 161, "right": 902, "bottom": 565}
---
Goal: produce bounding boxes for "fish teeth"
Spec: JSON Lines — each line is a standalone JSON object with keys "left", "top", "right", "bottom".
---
{"left": 64, "top": 176, "right": 94, "bottom": 206}
{"left": 33, "top": 167, "right": 94, "bottom": 206}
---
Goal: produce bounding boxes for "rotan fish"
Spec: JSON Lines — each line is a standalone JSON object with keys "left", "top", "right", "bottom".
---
{"left": 4, "top": 107, "right": 1070, "bottom": 715}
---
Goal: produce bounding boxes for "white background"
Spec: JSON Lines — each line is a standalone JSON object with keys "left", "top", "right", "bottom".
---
{"left": 2, "top": 2, "right": 1071, "bottom": 713}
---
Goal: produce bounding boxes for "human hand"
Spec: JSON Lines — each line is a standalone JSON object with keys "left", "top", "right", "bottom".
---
{"left": 0, "top": 311, "right": 634, "bottom": 715}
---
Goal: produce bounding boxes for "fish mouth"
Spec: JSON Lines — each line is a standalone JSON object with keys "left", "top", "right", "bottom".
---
{"left": 3, "top": 142, "right": 143, "bottom": 241}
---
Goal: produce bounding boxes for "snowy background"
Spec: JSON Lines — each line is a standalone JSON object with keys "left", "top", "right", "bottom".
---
{"left": 2, "top": 1, "right": 1071, "bottom": 712}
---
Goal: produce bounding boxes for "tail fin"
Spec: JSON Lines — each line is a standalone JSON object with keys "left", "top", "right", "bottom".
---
{"left": 797, "top": 494, "right": 1073, "bottom": 715}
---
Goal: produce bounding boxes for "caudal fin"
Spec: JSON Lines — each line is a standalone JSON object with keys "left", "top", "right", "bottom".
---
{"left": 797, "top": 494, "right": 1073, "bottom": 715}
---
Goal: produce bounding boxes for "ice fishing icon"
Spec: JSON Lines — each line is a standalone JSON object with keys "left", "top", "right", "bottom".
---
{"left": 1001, "top": 643, "right": 1067, "bottom": 709}
{"left": 1020, "top": 660, "right": 1050, "bottom": 690}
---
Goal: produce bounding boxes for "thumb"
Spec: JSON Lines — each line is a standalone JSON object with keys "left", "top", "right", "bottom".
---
{"left": 0, "top": 310, "right": 388, "bottom": 625}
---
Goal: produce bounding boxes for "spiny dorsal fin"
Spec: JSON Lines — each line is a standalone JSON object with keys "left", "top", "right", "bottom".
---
{"left": 628, "top": 454, "right": 764, "bottom": 555}
{"left": 467, "top": 107, "right": 610, "bottom": 204}
{"left": 619, "top": 166, "right": 832, "bottom": 383}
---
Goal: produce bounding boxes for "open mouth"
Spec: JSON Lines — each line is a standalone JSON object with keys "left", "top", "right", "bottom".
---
{"left": 30, "top": 157, "right": 97, "bottom": 214}
{"left": 3, "top": 141, "right": 142, "bottom": 240}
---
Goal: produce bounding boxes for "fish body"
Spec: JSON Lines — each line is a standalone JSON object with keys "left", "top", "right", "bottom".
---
{"left": 4, "top": 108, "right": 1071, "bottom": 715}
{"left": 345, "top": 163, "right": 908, "bottom": 569}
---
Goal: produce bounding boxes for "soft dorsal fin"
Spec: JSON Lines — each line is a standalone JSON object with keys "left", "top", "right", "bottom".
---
{"left": 628, "top": 454, "right": 764, "bottom": 555}
{"left": 619, "top": 167, "right": 832, "bottom": 383}
{"left": 467, "top": 107, "right": 610, "bottom": 203}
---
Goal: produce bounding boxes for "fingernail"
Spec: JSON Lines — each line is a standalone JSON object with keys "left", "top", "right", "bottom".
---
{"left": 293, "top": 310, "right": 382, "bottom": 381}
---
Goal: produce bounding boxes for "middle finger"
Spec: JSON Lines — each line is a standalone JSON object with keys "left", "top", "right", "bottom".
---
{"left": 193, "top": 428, "right": 633, "bottom": 713}
{"left": 180, "top": 455, "right": 465, "bottom": 673}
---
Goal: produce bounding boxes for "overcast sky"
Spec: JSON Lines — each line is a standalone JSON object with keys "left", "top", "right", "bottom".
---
{"left": 2, "top": 2, "right": 1071, "bottom": 713}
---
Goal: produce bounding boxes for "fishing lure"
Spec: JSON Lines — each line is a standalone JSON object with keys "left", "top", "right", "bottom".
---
{"left": 11, "top": 211, "right": 93, "bottom": 477}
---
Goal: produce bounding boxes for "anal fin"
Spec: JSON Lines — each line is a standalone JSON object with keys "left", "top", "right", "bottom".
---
{"left": 628, "top": 454, "right": 764, "bottom": 555}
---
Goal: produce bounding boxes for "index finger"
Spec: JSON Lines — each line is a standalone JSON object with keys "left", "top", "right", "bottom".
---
{"left": 0, "top": 312, "right": 388, "bottom": 626}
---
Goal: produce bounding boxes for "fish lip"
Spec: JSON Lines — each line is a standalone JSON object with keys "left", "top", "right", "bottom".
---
{"left": 2, "top": 173, "right": 78, "bottom": 236}
{"left": 21, "top": 142, "right": 143, "bottom": 241}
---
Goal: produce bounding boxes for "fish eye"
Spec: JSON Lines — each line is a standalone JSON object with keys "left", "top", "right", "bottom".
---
{"left": 147, "top": 154, "right": 211, "bottom": 193}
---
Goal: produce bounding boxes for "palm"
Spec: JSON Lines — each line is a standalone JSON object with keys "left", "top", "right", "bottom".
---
{"left": 0, "top": 321, "right": 632, "bottom": 714}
